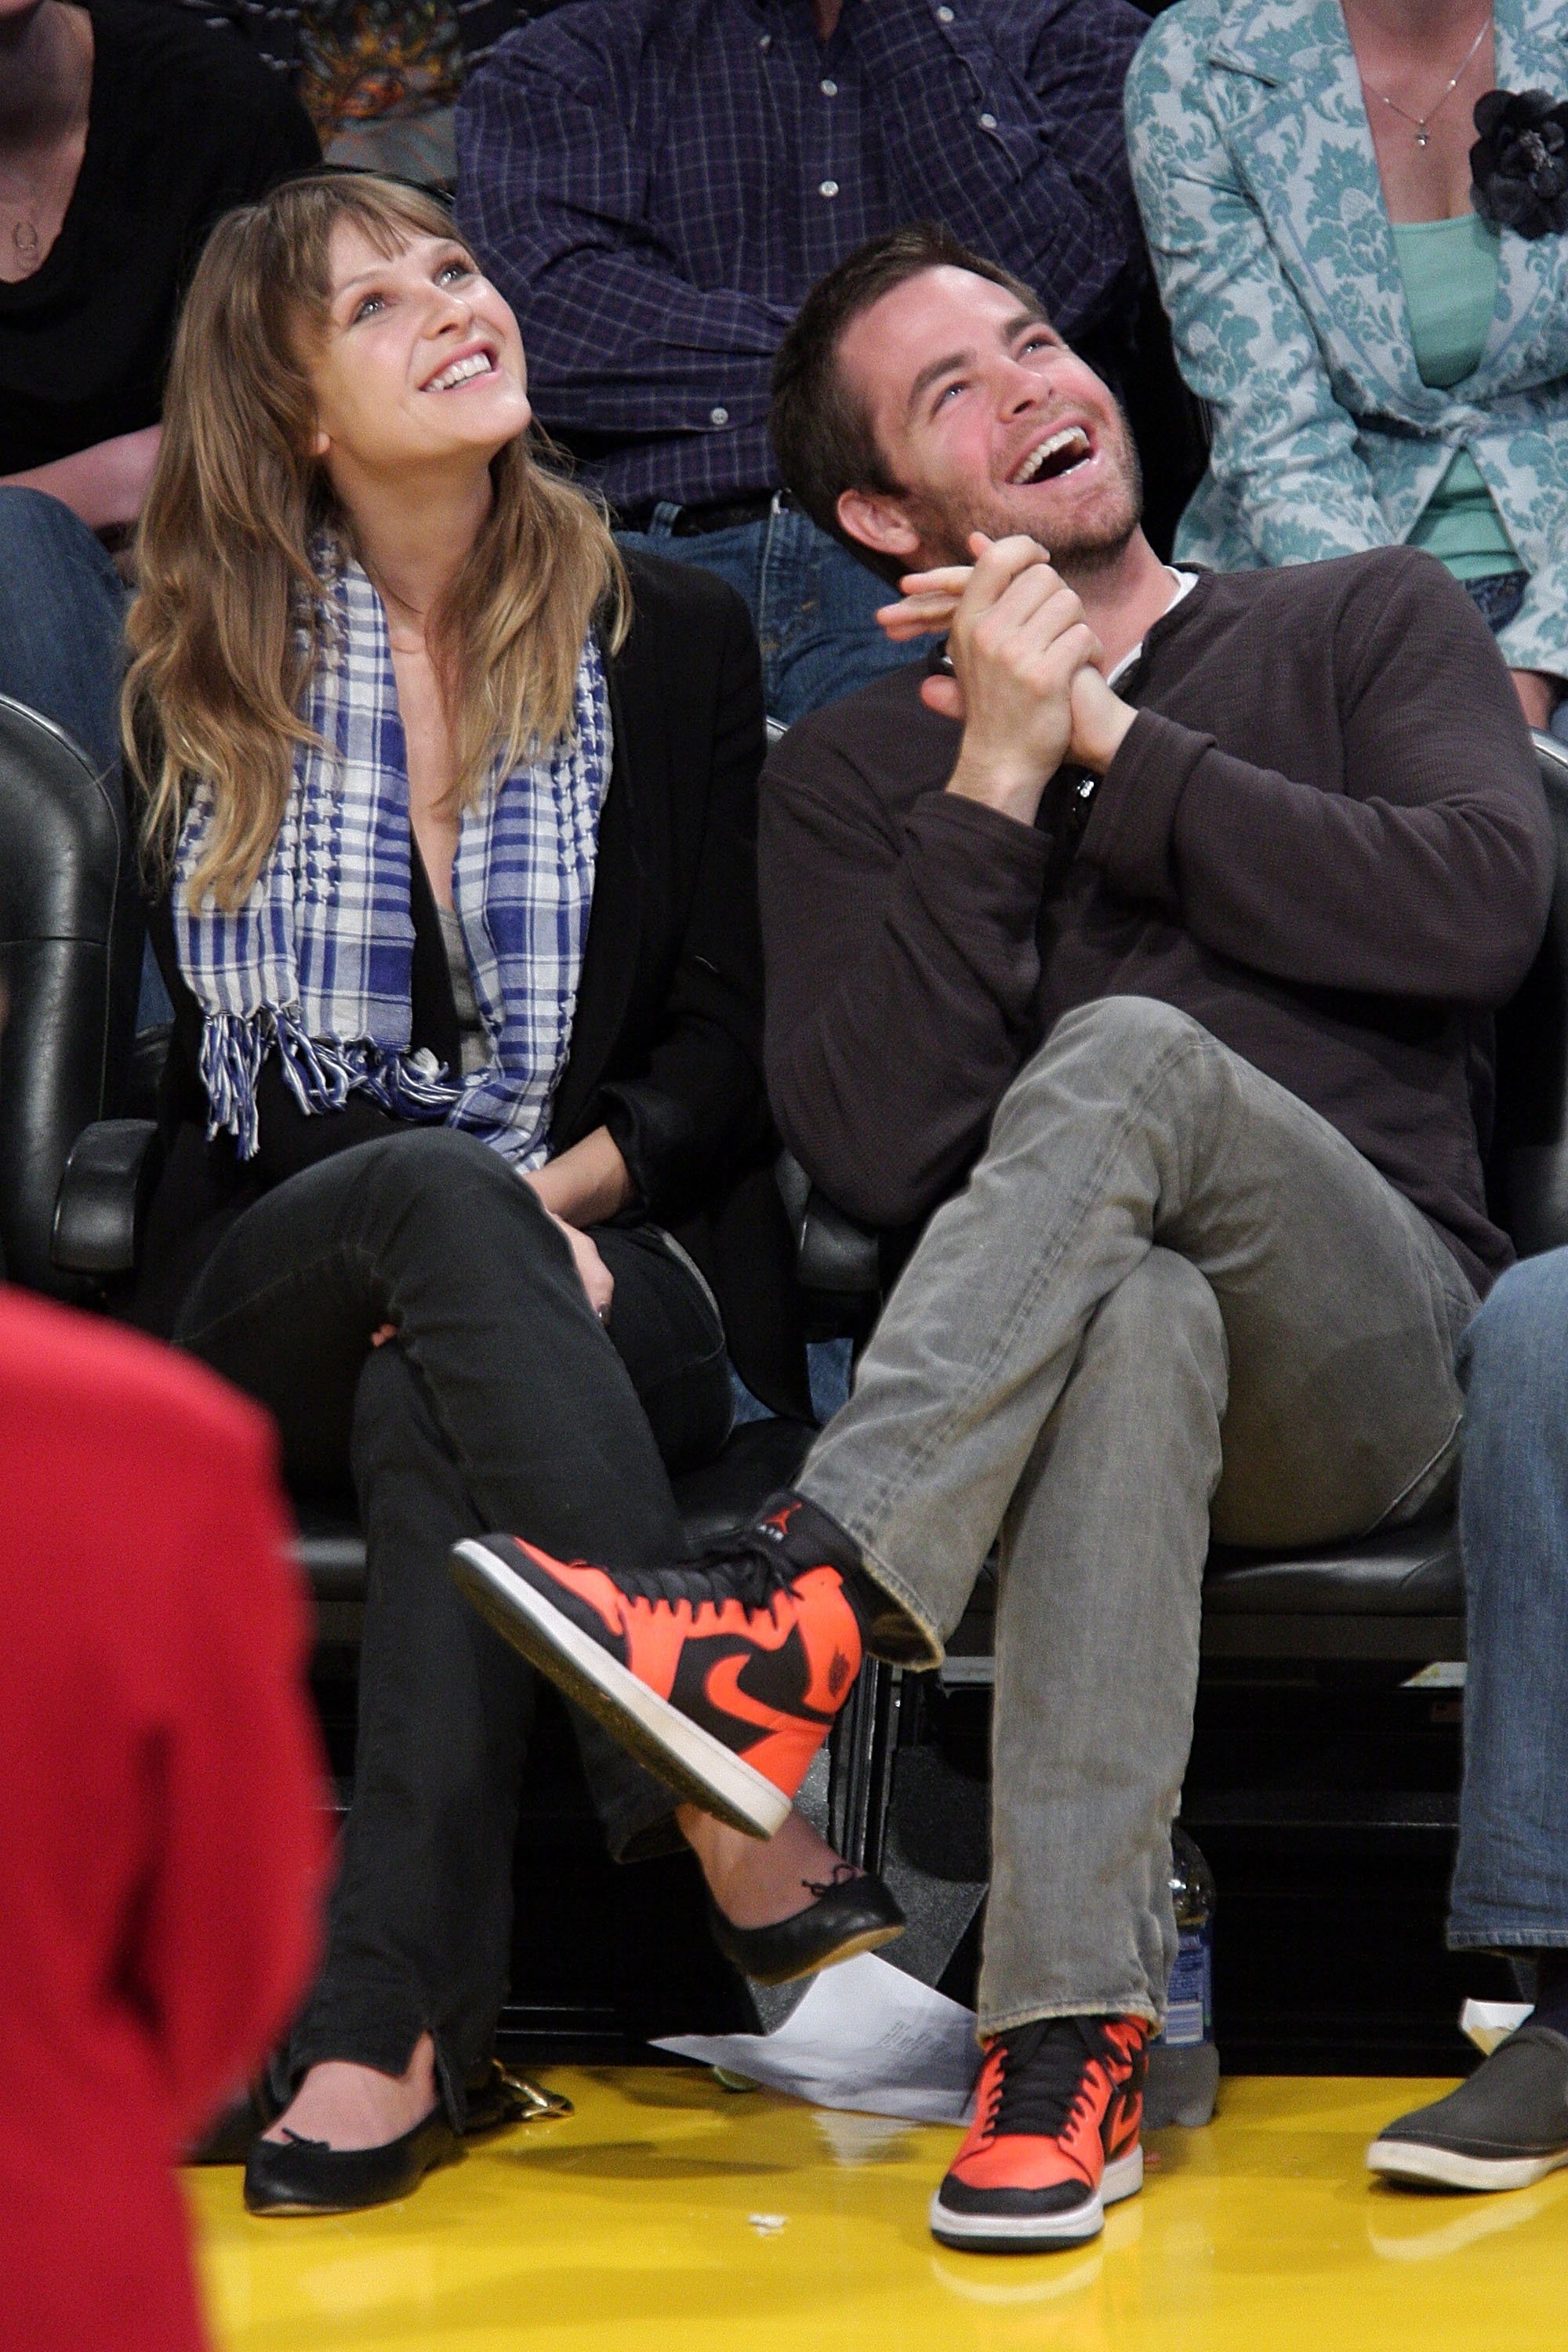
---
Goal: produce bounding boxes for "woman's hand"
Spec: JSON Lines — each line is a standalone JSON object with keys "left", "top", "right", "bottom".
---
{"left": 1512, "top": 670, "right": 1563, "bottom": 735}
{"left": 524, "top": 1127, "right": 627, "bottom": 1320}
{"left": 877, "top": 563, "right": 972, "bottom": 644}
{"left": 527, "top": 1125, "right": 633, "bottom": 1227}
{"left": 550, "top": 1211, "right": 615, "bottom": 1323}
{"left": 368, "top": 1200, "right": 615, "bottom": 1346}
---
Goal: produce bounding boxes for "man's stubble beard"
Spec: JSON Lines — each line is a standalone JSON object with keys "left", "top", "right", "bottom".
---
{"left": 906, "top": 406, "right": 1145, "bottom": 584}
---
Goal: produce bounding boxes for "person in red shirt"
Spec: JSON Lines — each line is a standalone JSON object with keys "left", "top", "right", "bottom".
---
{"left": 0, "top": 1287, "right": 330, "bottom": 2352}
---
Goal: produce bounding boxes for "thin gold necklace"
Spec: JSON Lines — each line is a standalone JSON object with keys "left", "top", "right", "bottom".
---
{"left": 1359, "top": 12, "right": 1491, "bottom": 148}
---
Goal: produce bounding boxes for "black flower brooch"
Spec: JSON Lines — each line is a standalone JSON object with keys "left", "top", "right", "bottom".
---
{"left": 1471, "top": 89, "right": 1568, "bottom": 238}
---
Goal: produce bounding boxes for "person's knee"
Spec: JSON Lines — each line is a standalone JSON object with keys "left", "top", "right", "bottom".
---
{"left": 1021, "top": 996, "right": 1215, "bottom": 1104}
{"left": 347, "top": 1131, "right": 572, "bottom": 1326}
{"left": 0, "top": 484, "right": 117, "bottom": 578}
{"left": 1058, "top": 993, "right": 1210, "bottom": 1062}
{"left": 356, "top": 1128, "right": 544, "bottom": 1241}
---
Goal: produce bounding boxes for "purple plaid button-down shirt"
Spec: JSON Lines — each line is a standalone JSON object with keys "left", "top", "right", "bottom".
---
{"left": 456, "top": 0, "right": 1151, "bottom": 514}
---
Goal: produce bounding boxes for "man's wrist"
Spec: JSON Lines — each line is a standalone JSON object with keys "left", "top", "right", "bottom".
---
{"left": 1072, "top": 691, "right": 1138, "bottom": 776}
{"left": 946, "top": 746, "right": 1051, "bottom": 826}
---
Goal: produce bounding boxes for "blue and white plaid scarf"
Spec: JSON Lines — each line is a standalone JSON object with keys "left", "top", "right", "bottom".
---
{"left": 173, "top": 550, "right": 610, "bottom": 1168}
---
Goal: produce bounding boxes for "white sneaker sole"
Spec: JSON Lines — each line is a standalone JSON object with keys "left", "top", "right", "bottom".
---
{"left": 1367, "top": 2136, "right": 1568, "bottom": 2194}
{"left": 449, "top": 1537, "right": 792, "bottom": 1840}
{"left": 928, "top": 2144, "right": 1144, "bottom": 2252}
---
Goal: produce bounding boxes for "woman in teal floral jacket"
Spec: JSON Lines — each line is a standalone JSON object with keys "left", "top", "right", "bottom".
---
{"left": 1126, "top": 0, "right": 1568, "bottom": 736}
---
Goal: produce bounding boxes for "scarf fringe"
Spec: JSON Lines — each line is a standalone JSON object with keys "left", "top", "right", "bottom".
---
{"left": 199, "top": 1009, "right": 459, "bottom": 1160}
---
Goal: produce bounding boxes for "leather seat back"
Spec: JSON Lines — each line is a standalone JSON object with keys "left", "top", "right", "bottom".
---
{"left": 1491, "top": 739, "right": 1568, "bottom": 1258}
{"left": 0, "top": 696, "right": 141, "bottom": 1298}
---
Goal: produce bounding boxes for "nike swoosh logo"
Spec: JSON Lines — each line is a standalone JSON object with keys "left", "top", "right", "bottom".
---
{"left": 704, "top": 1650, "right": 797, "bottom": 1734}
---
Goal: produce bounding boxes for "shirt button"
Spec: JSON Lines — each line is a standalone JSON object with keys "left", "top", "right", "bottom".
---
{"left": 819, "top": 179, "right": 839, "bottom": 198}
{"left": 821, "top": 76, "right": 837, "bottom": 94}
{"left": 978, "top": 111, "right": 996, "bottom": 129}
{"left": 710, "top": 405, "right": 729, "bottom": 426}
{"left": 936, "top": 5, "right": 954, "bottom": 20}
{"left": 758, "top": 31, "right": 771, "bottom": 48}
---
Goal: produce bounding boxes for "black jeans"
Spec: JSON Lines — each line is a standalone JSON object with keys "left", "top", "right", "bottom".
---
{"left": 173, "top": 1128, "right": 734, "bottom": 2120}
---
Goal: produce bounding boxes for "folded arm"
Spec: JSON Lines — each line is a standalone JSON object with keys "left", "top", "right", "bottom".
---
{"left": 862, "top": 0, "right": 1149, "bottom": 346}
{"left": 456, "top": 45, "right": 792, "bottom": 439}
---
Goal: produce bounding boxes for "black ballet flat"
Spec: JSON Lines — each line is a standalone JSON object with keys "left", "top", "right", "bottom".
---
{"left": 709, "top": 1868, "right": 906, "bottom": 1987}
{"left": 243, "top": 2107, "right": 460, "bottom": 2216}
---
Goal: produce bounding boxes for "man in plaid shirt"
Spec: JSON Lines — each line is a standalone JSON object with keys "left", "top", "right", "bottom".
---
{"left": 456, "top": 0, "right": 1151, "bottom": 721}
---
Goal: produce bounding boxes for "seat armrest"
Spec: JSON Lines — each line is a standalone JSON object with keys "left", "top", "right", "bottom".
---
{"left": 798, "top": 1191, "right": 884, "bottom": 1296}
{"left": 51, "top": 1119, "right": 164, "bottom": 1277}
{"left": 775, "top": 1151, "right": 883, "bottom": 1298}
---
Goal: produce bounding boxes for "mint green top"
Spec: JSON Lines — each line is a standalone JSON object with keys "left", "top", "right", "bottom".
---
{"left": 1391, "top": 215, "right": 1519, "bottom": 583}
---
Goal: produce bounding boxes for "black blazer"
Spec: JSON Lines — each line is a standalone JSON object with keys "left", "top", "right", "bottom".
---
{"left": 133, "top": 550, "right": 811, "bottom": 1417}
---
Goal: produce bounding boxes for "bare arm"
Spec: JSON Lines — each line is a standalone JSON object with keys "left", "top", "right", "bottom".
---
{"left": 527, "top": 1123, "right": 633, "bottom": 1227}
{"left": 2, "top": 424, "right": 162, "bottom": 532}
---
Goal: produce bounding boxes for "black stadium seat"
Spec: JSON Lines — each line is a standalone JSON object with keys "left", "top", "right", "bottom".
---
{"left": 0, "top": 694, "right": 140, "bottom": 1298}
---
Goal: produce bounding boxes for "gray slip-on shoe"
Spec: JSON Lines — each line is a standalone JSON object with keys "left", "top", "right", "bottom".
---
{"left": 1367, "top": 2023, "right": 1568, "bottom": 2192}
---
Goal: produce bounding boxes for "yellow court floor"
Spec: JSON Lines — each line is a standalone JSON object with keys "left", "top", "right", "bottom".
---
{"left": 190, "top": 2068, "right": 1568, "bottom": 2352}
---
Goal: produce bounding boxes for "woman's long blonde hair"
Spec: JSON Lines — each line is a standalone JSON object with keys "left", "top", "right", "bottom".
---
{"left": 125, "top": 172, "right": 628, "bottom": 909}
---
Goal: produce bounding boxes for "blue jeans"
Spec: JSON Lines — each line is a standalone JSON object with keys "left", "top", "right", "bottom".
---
{"left": 0, "top": 487, "right": 170, "bottom": 1029}
{"left": 0, "top": 487, "right": 126, "bottom": 775}
{"left": 1463, "top": 570, "right": 1568, "bottom": 742}
{"left": 617, "top": 503, "right": 916, "bottom": 724}
{"left": 1449, "top": 1247, "right": 1568, "bottom": 1952}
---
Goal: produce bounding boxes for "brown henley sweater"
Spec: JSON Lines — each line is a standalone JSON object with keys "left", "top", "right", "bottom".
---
{"left": 760, "top": 548, "right": 1553, "bottom": 1294}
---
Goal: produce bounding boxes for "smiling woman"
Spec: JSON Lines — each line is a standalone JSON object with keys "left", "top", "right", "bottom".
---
{"left": 112, "top": 172, "right": 875, "bottom": 2221}
{"left": 129, "top": 175, "right": 616, "bottom": 911}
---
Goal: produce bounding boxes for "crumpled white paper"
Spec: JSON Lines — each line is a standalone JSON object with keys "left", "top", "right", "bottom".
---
{"left": 653, "top": 1951, "right": 980, "bottom": 2125}
{"left": 1460, "top": 1997, "right": 1533, "bottom": 2056}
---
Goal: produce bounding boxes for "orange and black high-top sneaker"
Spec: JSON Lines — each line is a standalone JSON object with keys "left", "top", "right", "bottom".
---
{"left": 448, "top": 1494, "right": 868, "bottom": 1836}
{"left": 931, "top": 2015, "right": 1149, "bottom": 2253}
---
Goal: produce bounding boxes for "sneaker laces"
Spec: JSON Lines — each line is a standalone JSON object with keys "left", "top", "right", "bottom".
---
{"left": 587, "top": 1529, "right": 803, "bottom": 1618}
{"left": 981, "top": 2018, "right": 1119, "bottom": 2141}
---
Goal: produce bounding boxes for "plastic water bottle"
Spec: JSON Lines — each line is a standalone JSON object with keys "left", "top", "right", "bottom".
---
{"left": 1147, "top": 1828, "right": 1219, "bottom": 2127}
{"left": 1161, "top": 1828, "right": 1215, "bottom": 2049}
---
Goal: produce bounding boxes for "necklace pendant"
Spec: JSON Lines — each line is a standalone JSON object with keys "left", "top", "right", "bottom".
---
{"left": 1414, "top": 127, "right": 1429, "bottom": 146}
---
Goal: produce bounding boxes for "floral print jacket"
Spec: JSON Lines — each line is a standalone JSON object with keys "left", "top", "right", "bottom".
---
{"left": 1125, "top": 0, "right": 1568, "bottom": 678}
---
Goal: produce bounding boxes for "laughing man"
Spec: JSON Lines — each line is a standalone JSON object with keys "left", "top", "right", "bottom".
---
{"left": 448, "top": 227, "right": 1552, "bottom": 2253}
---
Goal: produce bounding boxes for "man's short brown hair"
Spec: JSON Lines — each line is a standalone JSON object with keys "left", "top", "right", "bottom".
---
{"left": 769, "top": 225, "right": 1046, "bottom": 573}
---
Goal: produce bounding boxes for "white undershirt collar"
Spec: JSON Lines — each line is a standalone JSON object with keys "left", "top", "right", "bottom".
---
{"left": 1104, "top": 568, "right": 1199, "bottom": 691}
